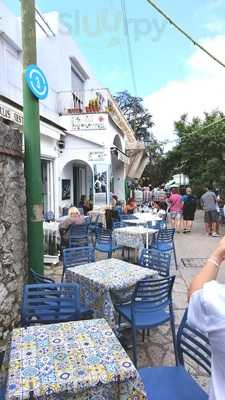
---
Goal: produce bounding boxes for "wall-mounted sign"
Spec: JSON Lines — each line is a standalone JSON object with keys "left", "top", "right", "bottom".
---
{"left": 0, "top": 102, "right": 23, "bottom": 126}
{"left": 71, "top": 113, "right": 107, "bottom": 131}
{"left": 25, "top": 64, "right": 48, "bottom": 100}
{"left": 88, "top": 151, "right": 107, "bottom": 162}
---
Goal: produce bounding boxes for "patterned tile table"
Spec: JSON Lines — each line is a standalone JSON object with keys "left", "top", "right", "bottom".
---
{"left": 66, "top": 258, "right": 157, "bottom": 328}
{"left": 113, "top": 226, "right": 158, "bottom": 250}
{"left": 6, "top": 319, "right": 147, "bottom": 400}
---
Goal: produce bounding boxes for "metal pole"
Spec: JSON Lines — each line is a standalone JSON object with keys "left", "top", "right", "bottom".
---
{"left": 21, "top": 0, "right": 44, "bottom": 274}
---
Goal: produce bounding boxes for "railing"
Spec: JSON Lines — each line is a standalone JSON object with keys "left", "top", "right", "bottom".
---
{"left": 57, "top": 88, "right": 136, "bottom": 142}
{"left": 57, "top": 88, "right": 113, "bottom": 115}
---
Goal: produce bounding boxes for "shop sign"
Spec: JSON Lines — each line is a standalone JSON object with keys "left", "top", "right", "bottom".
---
{"left": 88, "top": 151, "right": 106, "bottom": 162}
{"left": 71, "top": 113, "right": 107, "bottom": 131}
{"left": 0, "top": 102, "right": 23, "bottom": 126}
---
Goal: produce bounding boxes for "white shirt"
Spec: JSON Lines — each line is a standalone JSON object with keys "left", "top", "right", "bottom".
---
{"left": 188, "top": 281, "right": 225, "bottom": 400}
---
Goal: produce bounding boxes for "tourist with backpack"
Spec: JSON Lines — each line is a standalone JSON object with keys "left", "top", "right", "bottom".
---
{"left": 182, "top": 187, "right": 197, "bottom": 233}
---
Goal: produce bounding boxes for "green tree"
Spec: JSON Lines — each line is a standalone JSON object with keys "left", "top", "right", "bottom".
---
{"left": 161, "top": 111, "right": 225, "bottom": 196}
{"left": 114, "top": 90, "right": 153, "bottom": 141}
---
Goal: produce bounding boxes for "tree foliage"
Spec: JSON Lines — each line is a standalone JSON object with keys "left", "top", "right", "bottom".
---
{"left": 115, "top": 90, "right": 164, "bottom": 186}
{"left": 160, "top": 111, "right": 225, "bottom": 195}
{"left": 114, "top": 90, "right": 154, "bottom": 141}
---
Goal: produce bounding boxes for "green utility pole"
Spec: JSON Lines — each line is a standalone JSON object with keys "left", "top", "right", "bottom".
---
{"left": 21, "top": 0, "right": 44, "bottom": 274}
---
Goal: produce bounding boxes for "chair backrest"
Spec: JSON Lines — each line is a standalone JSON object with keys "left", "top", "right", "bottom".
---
{"left": 96, "top": 227, "right": 112, "bottom": 244}
{"left": 21, "top": 283, "right": 81, "bottom": 326}
{"left": 157, "top": 228, "right": 175, "bottom": 243}
{"left": 139, "top": 248, "right": 171, "bottom": 276}
{"left": 63, "top": 246, "right": 95, "bottom": 277}
{"left": 121, "top": 214, "right": 138, "bottom": 220}
{"left": 68, "top": 223, "right": 89, "bottom": 247}
{"left": 146, "top": 220, "right": 166, "bottom": 230}
{"left": 177, "top": 308, "right": 211, "bottom": 375}
{"left": 68, "top": 223, "right": 88, "bottom": 238}
{"left": 30, "top": 269, "right": 55, "bottom": 284}
{"left": 44, "top": 211, "right": 55, "bottom": 222}
{"left": 132, "top": 276, "right": 175, "bottom": 312}
{"left": 112, "top": 221, "right": 127, "bottom": 229}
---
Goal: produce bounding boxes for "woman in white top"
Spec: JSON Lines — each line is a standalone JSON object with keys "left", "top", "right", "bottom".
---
{"left": 188, "top": 237, "right": 225, "bottom": 400}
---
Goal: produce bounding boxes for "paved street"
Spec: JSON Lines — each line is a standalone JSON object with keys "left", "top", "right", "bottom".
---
{"left": 45, "top": 210, "right": 225, "bottom": 392}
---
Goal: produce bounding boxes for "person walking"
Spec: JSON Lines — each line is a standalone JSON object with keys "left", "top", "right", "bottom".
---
{"left": 200, "top": 187, "right": 219, "bottom": 237}
{"left": 188, "top": 237, "right": 225, "bottom": 400}
{"left": 168, "top": 186, "right": 183, "bottom": 232}
{"left": 182, "top": 187, "right": 197, "bottom": 233}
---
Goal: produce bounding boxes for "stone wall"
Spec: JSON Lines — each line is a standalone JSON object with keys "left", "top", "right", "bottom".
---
{"left": 0, "top": 120, "right": 27, "bottom": 340}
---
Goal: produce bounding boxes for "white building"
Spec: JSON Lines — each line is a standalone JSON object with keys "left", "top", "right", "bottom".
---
{"left": 0, "top": 2, "right": 147, "bottom": 217}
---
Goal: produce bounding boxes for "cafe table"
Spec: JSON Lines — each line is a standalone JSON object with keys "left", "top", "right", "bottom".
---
{"left": 66, "top": 258, "right": 157, "bottom": 329}
{"left": 113, "top": 226, "right": 158, "bottom": 251}
{"left": 5, "top": 319, "right": 147, "bottom": 400}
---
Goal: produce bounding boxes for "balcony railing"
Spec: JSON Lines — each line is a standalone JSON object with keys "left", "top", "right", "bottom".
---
{"left": 57, "top": 88, "right": 136, "bottom": 142}
{"left": 57, "top": 88, "right": 113, "bottom": 115}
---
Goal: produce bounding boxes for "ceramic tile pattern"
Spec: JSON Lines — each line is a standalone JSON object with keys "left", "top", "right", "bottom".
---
{"left": 66, "top": 259, "right": 157, "bottom": 328}
{"left": 6, "top": 319, "right": 147, "bottom": 400}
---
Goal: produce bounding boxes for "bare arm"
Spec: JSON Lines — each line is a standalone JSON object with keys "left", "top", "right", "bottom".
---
{"left": 188, "top": 236, "right": 225, "bottom": 300}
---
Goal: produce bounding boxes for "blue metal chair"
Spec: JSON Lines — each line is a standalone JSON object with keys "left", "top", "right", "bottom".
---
{"left": 121, "top": 214, "right": 138, "bottom": 220}
{"left": 30, "top": 269, "right": 55, "bottom": 284}
{"left": 139, "top": 308, "right": 211, "bottom": 400}
{"left": 95, "top": 227, "right": 121, "bottom": 258}
{"left": 21, "top": 283, "right": 93, "bottom": 327}
{"left": 115, "top": 276, "right": 177, "bottom": 367}
{"left": 139, "top": 248, "right": 172, "bottom": 276}
{"left": 146, "top": 220, "right": 166, "bottom": 230}
{"left": 151, "top": 228, "right": 178, "bottom": 269}
{"left": 68, "top": 223, "right": 89, "bottom": 247}
{"left": 112, "top": 221, "right": 127, "bottom": 229}
{"left": 44, "top": 210, "right": 55, "bottom": 222}
{"left": 0, "top": 386, "right": 5, "bottom": 400}
{"left": 62, "top": 246, "right": 95, "bottom": 282}
{"left": 88, "top": 214, "right": 102, "bottom": 234}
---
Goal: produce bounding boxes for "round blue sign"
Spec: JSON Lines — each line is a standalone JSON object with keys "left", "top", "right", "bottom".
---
{"left": 25, "top": 64, "right": 48, "bottom": 100}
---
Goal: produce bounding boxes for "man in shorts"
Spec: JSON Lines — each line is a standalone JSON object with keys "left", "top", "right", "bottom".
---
{"left": 200, "top": 187, "right": 219, "bottom": 237}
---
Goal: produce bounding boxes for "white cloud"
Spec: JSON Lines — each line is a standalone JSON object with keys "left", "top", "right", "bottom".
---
{"left": 144, "top": 35, "right": 225, "bottom": 147}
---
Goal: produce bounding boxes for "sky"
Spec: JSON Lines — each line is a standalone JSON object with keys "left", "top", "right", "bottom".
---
{"left": 3, "top": 0, "right": 225, "bottom": 145}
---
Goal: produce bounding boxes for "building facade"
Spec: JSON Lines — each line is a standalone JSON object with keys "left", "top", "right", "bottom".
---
{"left": 0, "top": 2, "right": 147, "bottom": 218}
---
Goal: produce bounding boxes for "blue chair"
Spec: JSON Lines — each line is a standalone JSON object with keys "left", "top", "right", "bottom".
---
{"left": 121, "top": 214, "right": 138, "bottom": 220}
{"left": 139, "top": 248, "right": 172, "bottom": 276}
{"left": 112, "top": 221, "right": 127, "bottom": 229}
{"left": 68, "top": 223, "right": 89, "bottom": 247}
{"left": 95, "top": 227, "right": 121, "bottom": 258}
{"left": 139, "top": 308, "right": 211, "bottom": 400}
{"left": 44, "top": 210, "right": 55, "bottom": 222}
{"left": 115, "top": 276, "right": 177, "bottom": 367}
{"left": 146, "top": 220, "right": 166, "bottom": 230}
{"left": 88, "top": 214, "right": 102, "bottom": 234}
{"left": 21, "top": 283, "right": 93, "bottom": 327}
{"left": 0, "top": 387, "right": 5, "bottom": 400}
{"left": 30, "top": 269, "right": 55, "bottom": 284}
{"left": 62, "top": 246, "right": 95, "bottom": 282}
{"left": 151, "top": 228, "right": 178, "bottom": 269}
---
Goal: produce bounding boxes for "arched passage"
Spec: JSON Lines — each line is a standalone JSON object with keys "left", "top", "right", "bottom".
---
{"left": 61, "top": 159, "right": 93, "bottom": 208}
